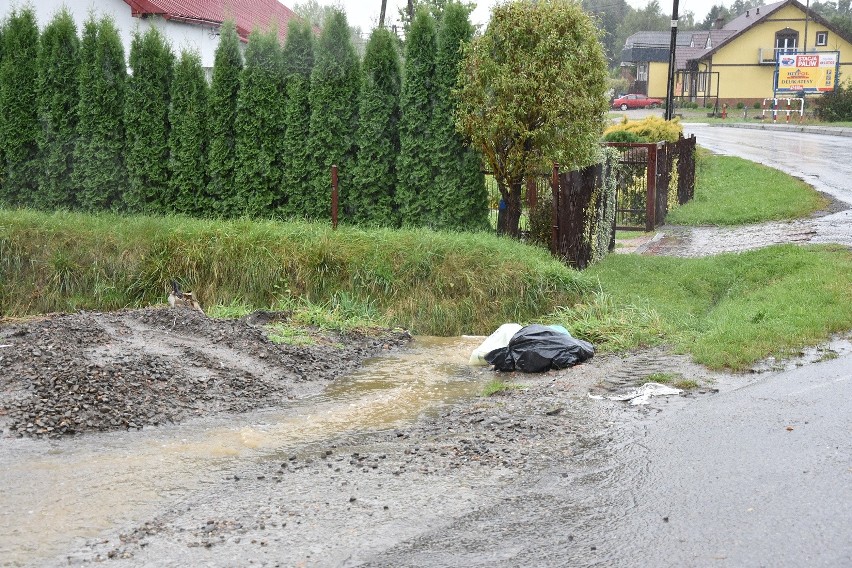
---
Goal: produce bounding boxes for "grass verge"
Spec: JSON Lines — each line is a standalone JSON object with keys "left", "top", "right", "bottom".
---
{"left": 0, "top": 208, "right": 590, "bottom": 336}
{"left": 665, "top": 150, "right": 828, "bottom": 226}
{"left": 554, "top": 244, "right": 852, "bottom": 371}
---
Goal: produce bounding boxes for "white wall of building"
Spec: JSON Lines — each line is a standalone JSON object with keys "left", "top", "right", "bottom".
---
{"left": 1, "top": 0, "right": 224, "bottom": 71}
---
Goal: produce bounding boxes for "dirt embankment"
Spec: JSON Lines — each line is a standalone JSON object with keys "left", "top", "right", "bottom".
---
{"left": 0, "top": 307, "right": 412, "bottom": 439}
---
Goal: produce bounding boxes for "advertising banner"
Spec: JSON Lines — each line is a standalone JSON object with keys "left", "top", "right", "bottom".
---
{"left": 775, "top": 52, "right": 839, "bottom": 93}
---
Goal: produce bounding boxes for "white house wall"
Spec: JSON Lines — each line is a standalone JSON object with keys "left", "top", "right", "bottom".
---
{"left": 1, "top": 0, "right": 229, "bottom": 72}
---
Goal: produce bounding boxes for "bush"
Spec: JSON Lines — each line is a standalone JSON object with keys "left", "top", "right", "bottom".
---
{"left": 603, "top": 115, "right": 683, "bottom": 143}
{"left": 753, "top": 101, "right": 762, "bottom": 109}
{"left": 602, "top": 129, "right": 643, "bottom": 143}
{"left": 813, "top": 79, "right": 852, "bottom": 122}
{"left": 736, "top": 101, "right": 745, "bottom": 109}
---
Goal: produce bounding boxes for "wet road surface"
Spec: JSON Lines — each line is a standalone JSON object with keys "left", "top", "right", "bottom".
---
{"left": 637, "top": 124, "right": 852, "bottom": 257}
{"left": 682, "top": 124, "right": 852, "bottom": 206}
{"left": 591, "top": 351, "right": 852, "bottom": 567}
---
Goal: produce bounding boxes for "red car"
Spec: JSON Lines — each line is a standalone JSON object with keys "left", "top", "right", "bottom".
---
{"left": 612, "top": 94, "right": 664, "bottom": 110}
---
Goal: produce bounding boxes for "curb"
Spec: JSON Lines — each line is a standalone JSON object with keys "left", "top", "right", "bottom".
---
{"left": 702, "top": 122, "right": 852, "bottom": 137}
{"left": 633, "top": 231, "right": 665, "bottom": 255}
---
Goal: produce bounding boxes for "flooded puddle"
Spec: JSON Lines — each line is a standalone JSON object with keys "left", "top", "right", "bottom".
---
{"left": 0, "top": 336, "right": 487, "bottom": 566}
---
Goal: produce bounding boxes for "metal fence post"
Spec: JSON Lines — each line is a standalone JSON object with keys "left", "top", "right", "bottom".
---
{"left": 551, "top": 163, "right": 559, "bottom": 256}
{"left": 331, "top": 165, "right": 339, "bottom": 230}
{"left": 646, "top": 145, "right": 657, "bottom": 232}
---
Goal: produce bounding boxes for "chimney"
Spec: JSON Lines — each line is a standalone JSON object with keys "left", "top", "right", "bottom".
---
{"left": 746, "top": 10, "right": 750, "bottom": 17}
{"left": 757, "top": 7, "right": 760, "bottom": 14}
{"left": 714, "top": 17, "right": 725, "bottom": 29}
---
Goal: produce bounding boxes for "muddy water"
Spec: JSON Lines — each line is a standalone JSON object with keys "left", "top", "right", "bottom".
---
{"left": 0, "top": 336, "right": 487, "bottom": 567}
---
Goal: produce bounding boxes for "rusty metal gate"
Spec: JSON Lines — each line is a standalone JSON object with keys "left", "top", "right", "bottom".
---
{"left": 606, "top": 134, "right": 696, "bottom": 232}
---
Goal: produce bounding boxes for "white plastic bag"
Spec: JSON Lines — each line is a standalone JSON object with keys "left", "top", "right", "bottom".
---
{"left": 468, "top": 323, "right": 522, "bottom": 366}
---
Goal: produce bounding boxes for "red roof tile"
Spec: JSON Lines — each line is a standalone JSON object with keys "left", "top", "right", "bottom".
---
{"left": 122, "top": 0, "right": 301, "bottom": 43}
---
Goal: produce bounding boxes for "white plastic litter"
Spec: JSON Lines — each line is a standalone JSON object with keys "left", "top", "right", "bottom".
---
{"left": 468, "top": 323, "right": 522, "bottom": 366}
{"left": 589, "top": 382, "right": 683, "bottom": 405}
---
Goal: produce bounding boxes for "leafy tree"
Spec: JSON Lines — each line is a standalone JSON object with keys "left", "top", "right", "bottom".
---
{"left": 169, "top": 50, "right": 208, "bottom": 216}
{"left": 124, "top": 27, "right": 174, "bottom": 215}
{"left": 614, "top": 0, "right": 669, "bottom": 52}
{"left": 279, "top": 19, "right": 314, "bottom": 218}
{"left": 233, "top": 28, "right": 285, "bottom": 218}
{"left": 456, "top": 0, "right": 609, "bottom": 237}
{"left": 812, "top": 1, "right": 852, "bottom": 38}
{"left": 293, "top": 1, "right": 365, "bottom": 56}
{"left": 582, "top": 0, "right": 631, "bottom": 65}
{"left": 306, "top": 10, "right": 361, "bottom": 220}
{"left": 207, "top": 20, "right": 243, "bottom": 218}
{"left": 351, "top": 27, "right": 402, "bottom": 227}
{"left": 697, "top": 4, "right": 731, "bottom": 30}
{"left": 35, "top": 8, "right": 80, "bottom": 211}
{"left": 0, "top": 8, "right": 40, "bottom": 207}
{"left": 432, "top": 1, "right": 488, "bottom": 232}
{"left": 74, "top": 17, "right": 127, "bottom": 212}
{"left": 396, "top": 9, "right": 438, "bottom": 227}
{"left": 397, "top": 0, "right": 476, "bottom": 32}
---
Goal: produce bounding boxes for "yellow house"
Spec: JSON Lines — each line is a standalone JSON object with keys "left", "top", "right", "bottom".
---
{"left": 620, "top": 0, "right": 852, "bottom": 108}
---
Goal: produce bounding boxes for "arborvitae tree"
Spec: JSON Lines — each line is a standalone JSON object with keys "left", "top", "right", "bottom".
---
{"left": 233, "top": 28, "right": 284, "bottom": 218}
{"left": 207, "top": 20, "right": 242, "bottom": 218}
{"left": 168, "top": 50, "right": 208, "bottom": 216}
{"left": 306, "top": 10, "right": 361, "bottom": 221}
{"left": 35, "top": 8, "right": 80, "bottom": 211}
{"left": 74, "top": 17, "right": 127, "bottom": 212}
{"left": 396, "top": 9, "right": 438, "bottom": 227}
{"left": 351, "top": 27, "right": 401, "bottom": 227}
{"left": 278, "top": 19, "right": 314, "bottom": 218}
{"left": 0, "top": 8, "right": 40, "bottom": 207}
{"left": 433, "top": 2, "right": 488, "bottom": 232}
{"left": 0, "top": 20, "right": 5, "bottom": 192}
{"left": 124, "top": 27, "right": 174, "bottom": 215}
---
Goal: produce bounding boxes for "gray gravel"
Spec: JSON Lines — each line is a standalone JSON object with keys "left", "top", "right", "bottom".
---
{"left": 0, "top": 307, "right": 411, "bottom": 439}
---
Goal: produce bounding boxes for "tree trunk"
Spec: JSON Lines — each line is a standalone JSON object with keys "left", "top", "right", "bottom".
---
{"left": 497, "top": 178, "right": 523, "bottom": 237}
{"left": 379, "top": 0, "right": 387, "bottom": 28}
{"left": 505, "top": 179, "right": 523, "bottom": 239}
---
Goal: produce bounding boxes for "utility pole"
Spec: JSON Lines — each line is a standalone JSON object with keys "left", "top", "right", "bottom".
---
{"left": 664, "top": 0, "right": 680, "bottom": 120}
{"left": 803, "top": 0, "right": 810, "bottom": 52}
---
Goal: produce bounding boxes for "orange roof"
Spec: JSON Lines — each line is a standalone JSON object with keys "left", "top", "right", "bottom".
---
{"left": 121, "top": 0, "right": 301, "bottom": 43}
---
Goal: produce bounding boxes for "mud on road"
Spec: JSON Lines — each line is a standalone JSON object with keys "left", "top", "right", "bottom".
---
{"left": 0, "top": 305, "right": 751, "bottom": 567}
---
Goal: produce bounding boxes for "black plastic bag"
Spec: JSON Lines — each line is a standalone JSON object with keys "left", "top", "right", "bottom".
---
{"left": 484, "top": 324, "right": 594, "bottom": 373}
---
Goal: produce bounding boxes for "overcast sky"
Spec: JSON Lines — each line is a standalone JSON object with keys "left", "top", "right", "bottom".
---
{"left": 329, "top": 0, "right": 727, "bottom": 34}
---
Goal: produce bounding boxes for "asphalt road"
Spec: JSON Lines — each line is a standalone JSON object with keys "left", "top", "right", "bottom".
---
{"left": 682, "top": 123, "right": 852, "bottom": 206}
{"left": 595, "top": 353, "right": 852, "bottom": 568}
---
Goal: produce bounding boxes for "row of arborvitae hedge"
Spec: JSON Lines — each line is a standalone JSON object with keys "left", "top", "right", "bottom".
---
{"left": 0, "top": 5, "right": 489, "bottom": 232}
{"left": 0, "top": 208, "right": 588, "bottom": 336}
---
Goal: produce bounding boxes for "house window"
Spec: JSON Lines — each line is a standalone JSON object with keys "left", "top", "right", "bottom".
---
{"left": 775, "top": 29, "right": 799, "bottom": 55}
{"left": 815, "top": 31, "right": 828, "bottom": 46}
{"left": 637, "top": 63, "right": 648, "bottom": 82}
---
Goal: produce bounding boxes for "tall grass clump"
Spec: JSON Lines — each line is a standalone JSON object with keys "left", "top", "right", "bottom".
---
{"left": 665, "top": 151, "right": 828, "bottom": 226}
{"left": 0, "top": 208, "right": 591, "bottom": 336}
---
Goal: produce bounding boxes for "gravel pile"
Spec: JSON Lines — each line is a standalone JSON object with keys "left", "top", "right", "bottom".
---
{"left": 0, "top": 307, "right": 411, "bottom": 438}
